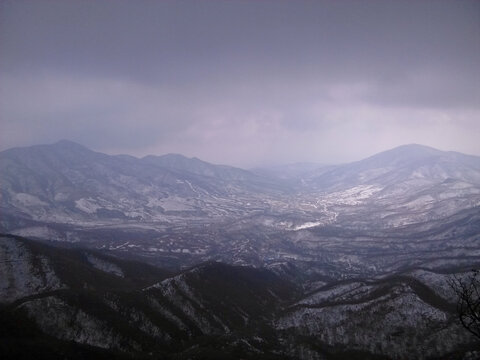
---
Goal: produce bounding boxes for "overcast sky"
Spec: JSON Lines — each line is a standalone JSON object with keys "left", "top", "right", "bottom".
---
{"left": 0, "top": 0, "right": 479, "bottom": 167}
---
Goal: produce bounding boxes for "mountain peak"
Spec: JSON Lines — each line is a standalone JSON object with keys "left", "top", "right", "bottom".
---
{"left": 387, "top": 143, "right": 442, "bottom": 154}
{"left": 52, "top": 139, "right": 91, "bottom": 151}
{"left": 360, "top": 144, "right": 443, "bottom": 167}
{"left": 0, "top": 139, "right": 93, "bottom": 158}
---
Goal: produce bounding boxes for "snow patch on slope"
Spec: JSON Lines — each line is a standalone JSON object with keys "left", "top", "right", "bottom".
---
{"left": 293, "top": 221, "right": 324, "bottom": 231}
{"left": 0, "top": 237, "right": 64, "bottom": 303}
{"left": 21, "top": 296, "right": 138, "bottom": 350}
{"left": 75, "top": 198, "right": 101, "bottom": 213}
{"left": 10, "top": 226, "right": 64, "bottom": 240}
{"left": 85, "top": 253, "right": 124, "bottom": 277}
{"left": 14, "top": 193, "right": 48, "bottom": 207}
{"left": 326, "top": 185, "right": 383, "bottom": 205}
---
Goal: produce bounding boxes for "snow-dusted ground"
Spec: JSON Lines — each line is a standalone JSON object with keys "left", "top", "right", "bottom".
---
{"left": 0, "top": 237, "right": 64, "bottom": 303}
{"left": 14, "top": 193, "right": 48, "bottom": 207}
{"left": 283, "top": 185, "right": 383, "bottom": 231}
{"left": 408, "top": 269, "right": 469, "bottom": 302}
{"left": 103, "top": 294, "right": 171, "bottom": 341}
{"left": 85, "top": 253, "right": 124, "bottom": 277}
{"left": 298, "top": 282, "right": 374, "bottom": 305}
{"left": 277, "top": 283, "right": 466, "bottom": 359}
{"left": 147, "top": 272, "right": 230, "bottom": 334}
{"left": 75, "top": 198, "right": 101, "bottom": 214}
{"left": 324, "top": 185, "right": 383, "bottom": 205}
{"left": 10, "top": 226, "right": 65, "bottom": 241}
{"left": 21, "top": 296, "right": 137, "bottom": 350}
{"left": 292, "top": 221, "right": 324, "bottom": 231}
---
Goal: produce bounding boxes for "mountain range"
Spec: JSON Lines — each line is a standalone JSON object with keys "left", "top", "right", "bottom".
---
{"left": 1, "top": 140, "right": 479, "bottom": 223}
{"left": 1, "top": 141, "right": 480, "bottom": 358}
{"left": 1, "top": 141, "right": 479, "bottom": 269}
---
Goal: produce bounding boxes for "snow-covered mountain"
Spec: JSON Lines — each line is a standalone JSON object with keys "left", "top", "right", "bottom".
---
{"left": 1, "top": 141, "right": 479, "bottom": 229}
{"left": 305, "top": 144, "right": 480, "bottom": 191}
{"left": 2, "top": 141, "right": 480, "bottom": 358}
{"left": 0, "top": 140, "right": 285, "bottom": 227}
{"left": 1, "top": 234, "right": 477, "bottom": 359}
{"left": 1, "top": 141, "right": 479, "bottom": 272}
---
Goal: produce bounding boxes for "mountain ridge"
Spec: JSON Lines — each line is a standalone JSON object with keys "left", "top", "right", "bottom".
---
{"left": 304, "top": 143, "right": 480, "bottom": 191}
{"left": 3, "top": 140, "right": 479, "bottom": 170}
{"left": 1, "top": 141, "right": 480, "bottom": 358}
{"left": 1, "top": 234, "right": 477, "bottom": 359}
{"left": 1, "top": 140, "right": 479, "bottom": 274}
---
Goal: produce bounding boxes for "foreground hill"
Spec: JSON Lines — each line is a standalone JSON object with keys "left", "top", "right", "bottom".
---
{"left": 1, "top": 235, "right": 478, "bottom": 359}
{"left": 0, "top": 234, "right": 299, "bottom": 359}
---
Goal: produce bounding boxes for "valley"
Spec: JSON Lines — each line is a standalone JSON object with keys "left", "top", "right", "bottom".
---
{"left": 1, "top": 141, "right": 480, "bottom": 359}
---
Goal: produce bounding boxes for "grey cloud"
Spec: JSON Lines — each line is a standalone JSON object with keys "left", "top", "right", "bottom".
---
{"left": 1, "top": 0, "right": 479, "bottom": 166}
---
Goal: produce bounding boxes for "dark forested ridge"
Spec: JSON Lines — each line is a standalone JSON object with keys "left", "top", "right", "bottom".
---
{"left": 1, "top": 234, "right": 478, "bottom": 359}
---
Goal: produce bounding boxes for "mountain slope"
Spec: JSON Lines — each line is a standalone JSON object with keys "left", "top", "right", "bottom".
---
{"left": 1, "top": 234, "right": 478, "bottom": 359}
{"left": 143, "top": 153, "right": 258, "bottom": 181}
{"left": 277, "top": 271, "right": 477, "bottom": 359}
{"left": 0, "top": 140, "right": 288, "bottom": 230}
{"left": 307, "top": 144, "right": 480, "bottom": 191}
{"left": 1, "top": 141, "right": 480, "bottom": 276}
{"left": 0, "top": 234, "right": 300, "bottom": 359}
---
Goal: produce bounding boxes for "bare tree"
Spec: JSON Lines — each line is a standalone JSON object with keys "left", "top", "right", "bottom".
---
{"left": 450, "top": 270, "right": 480, "bottom": 339}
